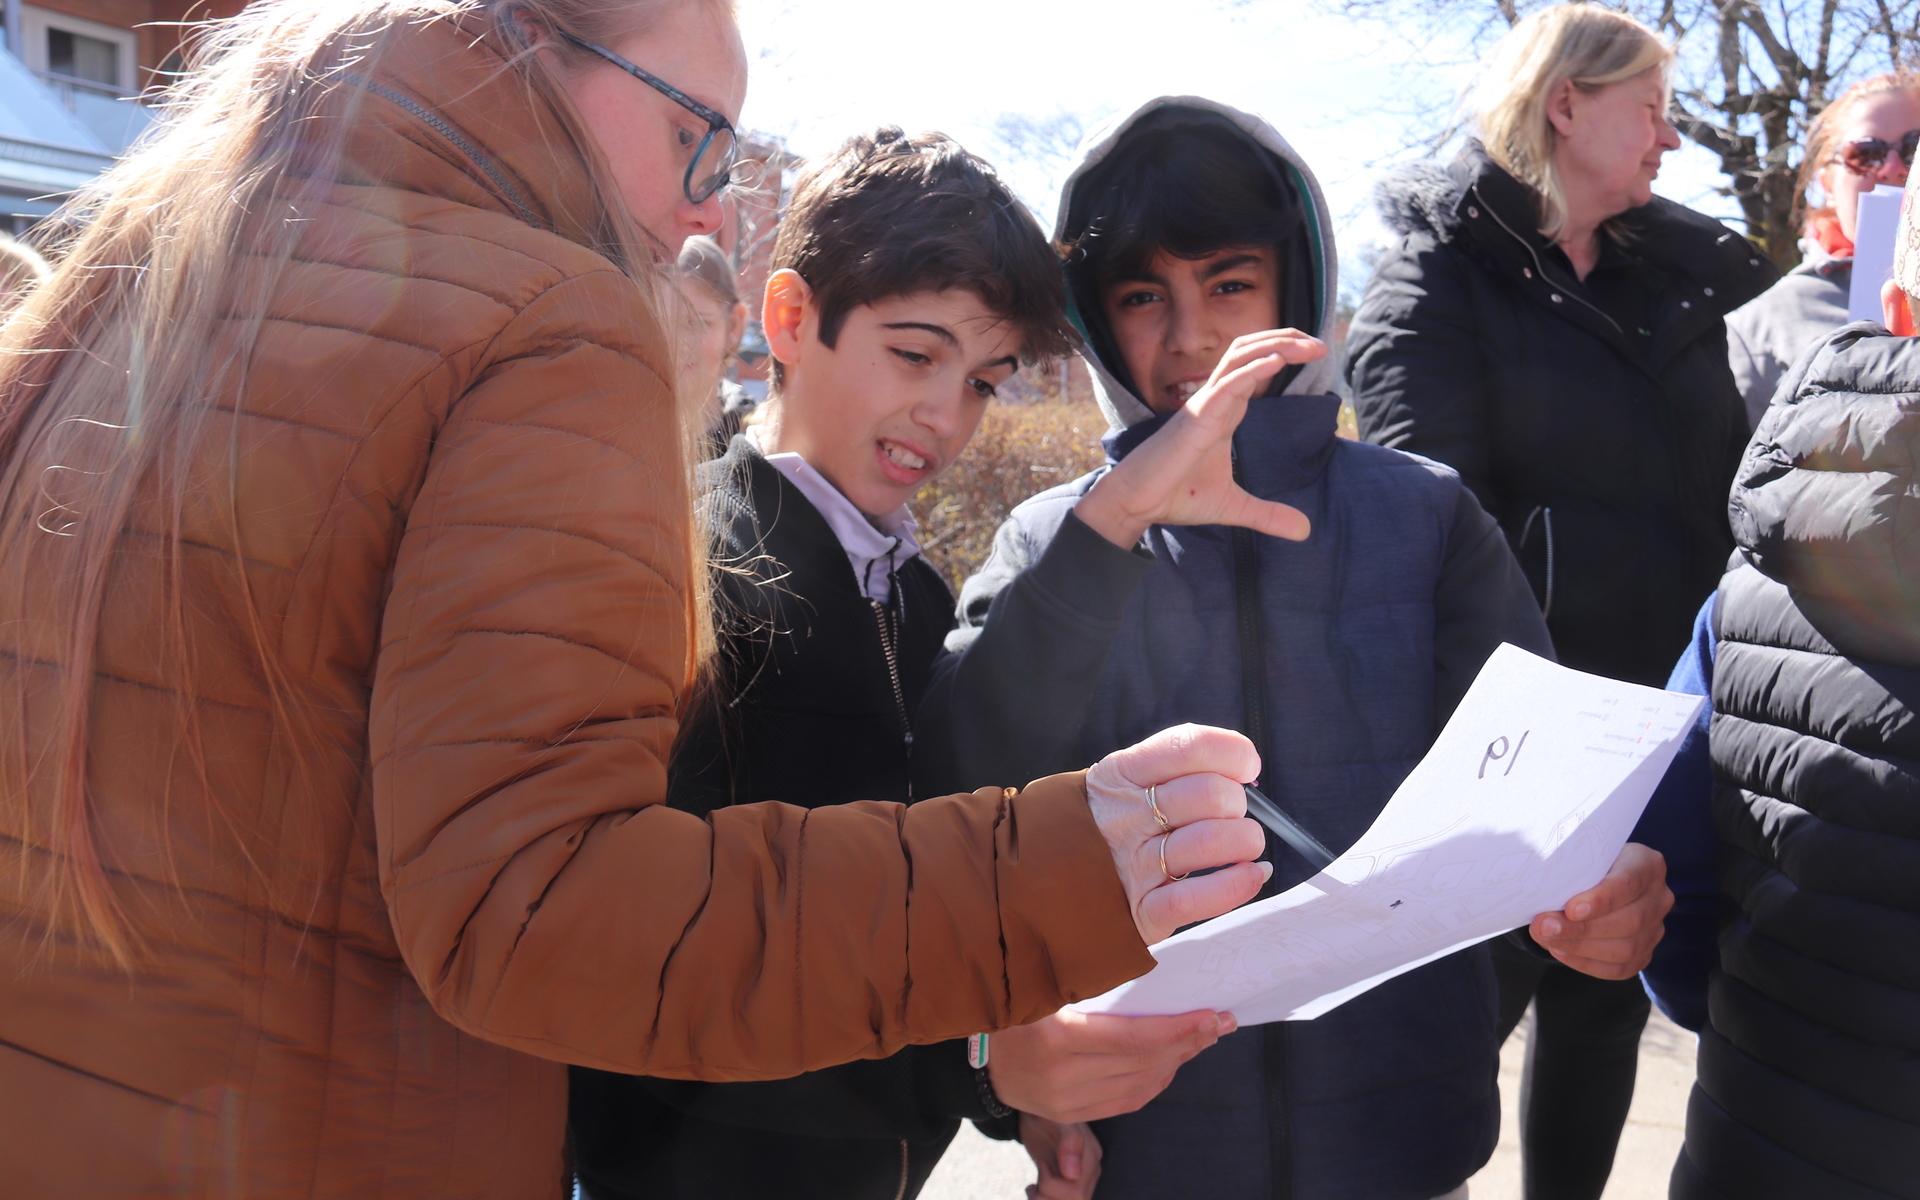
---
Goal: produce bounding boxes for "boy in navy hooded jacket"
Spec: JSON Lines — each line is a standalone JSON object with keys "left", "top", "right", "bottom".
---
{"left": 915, "top": 97, "right": 1675, "bottom": 1200}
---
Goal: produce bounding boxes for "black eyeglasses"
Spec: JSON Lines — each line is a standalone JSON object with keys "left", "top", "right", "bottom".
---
{"left": 1833, "top": 128, "right": 1920, "bottom": 177}
{"left": 560, "top": 30, "right": 740, "bottom": 204}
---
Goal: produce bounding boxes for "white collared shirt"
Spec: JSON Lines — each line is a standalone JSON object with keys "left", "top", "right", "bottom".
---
{"left": 747, "top": 427, "right": 923, "bottom": 605}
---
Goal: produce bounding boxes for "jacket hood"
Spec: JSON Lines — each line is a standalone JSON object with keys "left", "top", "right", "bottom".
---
{"left": 1733, "top": 323, "right": 1920, "bottom": 662}
{"left": 1373, "top": 160, "right": 1457, "bottom": 242}
{"left": 1054, "top": 96, "right": 1341, "bottom": 430}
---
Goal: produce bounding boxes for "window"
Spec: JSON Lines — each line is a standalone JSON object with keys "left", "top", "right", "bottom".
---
{"left": 20, "top": 7, "right": 137, "bottom": 93}
{"left": 46, "top": 29, "right": 118, "bottom": 88}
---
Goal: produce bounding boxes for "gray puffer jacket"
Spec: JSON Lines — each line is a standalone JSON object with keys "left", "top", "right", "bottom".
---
{"left": 1723, "top": 243, "right": 1851, "bottom": 428}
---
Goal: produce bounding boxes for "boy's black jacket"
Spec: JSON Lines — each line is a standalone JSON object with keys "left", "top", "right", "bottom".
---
{"left": 568, "top": 437, "right": 988, "bottom": 1200}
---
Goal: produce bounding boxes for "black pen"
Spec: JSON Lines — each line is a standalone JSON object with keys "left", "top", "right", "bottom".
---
{"left": 1244, "top": 783, "right": 1336, "bottom": 871}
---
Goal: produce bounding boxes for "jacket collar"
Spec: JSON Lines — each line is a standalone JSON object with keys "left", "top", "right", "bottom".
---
{"left": 1445, "top": 141, "right": 1773, "bottom": 314}
{"left": 711, "top": 435, "right": 920, "bottom": 607}
{"left": 330, "top": 13, "right": 614, "bottom": 253}
{"left": 1104, "top": 393, "right": 1340, "bottom": 496}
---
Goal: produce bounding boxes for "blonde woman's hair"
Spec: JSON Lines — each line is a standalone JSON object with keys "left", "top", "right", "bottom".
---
{"left": 1475, "top": 3, "right": 1674, "bottom": 239}
{"left": 0, "top": 0, "right": 727, "bottom": 966}
{"left": 0, "top": 231, "right": 49, "bottom": 312}
{"left": 1800, "top": 71, "right": 1920, "bottom": 232}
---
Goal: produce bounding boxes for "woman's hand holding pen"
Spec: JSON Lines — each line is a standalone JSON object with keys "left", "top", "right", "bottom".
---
{"left": 1075, "top": 329, "right": 1325, "bottom": 550}
{"left": 1084, "top": 724, "right": 1271, "bottom": 947}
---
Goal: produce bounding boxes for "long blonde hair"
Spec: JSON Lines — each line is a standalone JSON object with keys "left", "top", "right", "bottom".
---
{"left": 1475, "top": 4, "right": 1674, "bottom": 239}
{"left": 0, "top": 0, "right": 721, "bottom": 966}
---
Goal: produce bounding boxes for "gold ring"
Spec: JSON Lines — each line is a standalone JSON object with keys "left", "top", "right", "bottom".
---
{"left": 1145, "top": 784, "right": 1172, "bottom": 832}
{"left": 1159, "top": 833, "right": 1189, "bottom": 882}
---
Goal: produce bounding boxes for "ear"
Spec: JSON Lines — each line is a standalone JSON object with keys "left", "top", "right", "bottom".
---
{"left": 1546, "top": 79, "right": 1579, "bottom": 139}
{"left": 1882, "top": 278, "right": 1917, "bottom": 335}
{"left": 1815, "top": 161, "right": 1838, "bottom": 208}
{"left": 726, "top": 300, "right": 749, "bottom": 352}
{"left": 763, "top": 269, "right": 813, "bottom": 367}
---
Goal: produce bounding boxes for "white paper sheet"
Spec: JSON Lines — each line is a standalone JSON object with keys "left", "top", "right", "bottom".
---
{"left": 1074, "top": 644, "right": 1704, "bottom": 1025}
{"left": 1849, "top": 184, "right": 1906, "bottom": 323}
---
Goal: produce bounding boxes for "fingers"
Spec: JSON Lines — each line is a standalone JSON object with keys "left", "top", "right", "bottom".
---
{"left": 1144, "top": 771, "right": 1253, "bottom": 828}
{"left": 1101, "top": 725, "right": 1261, "bottom": 793}
{"left": 1533, "top": 897, "right": 1670, "bottom": 977}
{"left": 1046, "top": 1124, "right": 1101, "bottom": 1199}
{"left": 1562, "top": 843, "right": 1667, "bottom": 922}
{"left": 1221, "top": 487, "right": 1311, "bottom": 542}
{"left": 1543, "top": 944, "right": 1658, "bottom": 979}
{"left": 1534, "top": 887, "right": 1674, "bottom": 943}
{"left": 1057, "top": 1123, "right": 1086, "bottom": 1181}
{"left": 1136, "top": 859, "right": 1271, "bottom": 944}
{"left": 1144, "top": 818, "right": 1265, "bottom": 882}
{"left": 993, "top": 1009, "right": 1229, "bottom": 1122}
{"left": 1205, "top": 329, "right": 1327, "bottom": 387}
{"left": 1532, "top": 846, "right": 1673, "bottom": 979}
{"left": 1063, "top": 1008, "right": 1230, "bottom": 1057}
{"left": 1087, "top": 1009, "right": 1235, "bottom": 1065}
{"left": 1192, "top": 353, "right": 1287, "bottom": 420}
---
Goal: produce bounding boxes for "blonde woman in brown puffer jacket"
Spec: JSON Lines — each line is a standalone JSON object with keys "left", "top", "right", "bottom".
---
{"left": 0, "top": 1, "right": 1281, "bottom": 1195}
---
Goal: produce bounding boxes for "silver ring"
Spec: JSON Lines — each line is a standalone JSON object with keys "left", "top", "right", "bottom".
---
{"left": 1159, "top": 833, "right": 1189, "bottom": 882}
{"left": 1145, "top": 784, "right": 1172, "bottom": 832}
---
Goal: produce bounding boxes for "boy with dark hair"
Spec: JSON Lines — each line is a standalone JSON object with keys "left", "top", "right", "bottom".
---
{"left": 566, "top": 125, "right": 1267, "bottom": 1200}
{"left": 916, "top": 97, "right": 1674, "bottom": 1200}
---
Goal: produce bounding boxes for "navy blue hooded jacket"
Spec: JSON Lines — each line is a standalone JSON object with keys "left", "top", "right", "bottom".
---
{"left": 913, "top": 97, "right": 1553, "bottom": 1200}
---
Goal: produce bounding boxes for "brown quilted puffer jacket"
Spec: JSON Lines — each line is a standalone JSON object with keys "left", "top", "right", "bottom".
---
{"left": 0, "top": 19, "right": 1151, "bottom": 1198}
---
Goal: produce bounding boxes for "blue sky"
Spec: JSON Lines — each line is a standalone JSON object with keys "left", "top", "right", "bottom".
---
{"left": 733, "top": 0, "right": 1738, "bottom": 296}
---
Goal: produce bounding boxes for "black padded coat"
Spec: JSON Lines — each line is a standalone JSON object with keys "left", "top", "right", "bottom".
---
{"left": 1347, "top": 143, "right": 1775, "bottom": 687}
{"left": 1675, "top": 325, "right": 1920, "bottom": 1200}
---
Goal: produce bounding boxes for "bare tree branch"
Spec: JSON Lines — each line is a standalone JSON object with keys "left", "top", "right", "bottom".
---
{"left": 1723, "top": 0, "right": 1805, "bottom": 85}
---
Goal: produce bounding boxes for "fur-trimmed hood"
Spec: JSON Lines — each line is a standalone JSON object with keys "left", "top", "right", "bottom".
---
{"left": 1373, "top": 160, "right": 1459, "bottom": 241}
{"left": 1372, "top": 141, "right": 1774, "bottom": 314}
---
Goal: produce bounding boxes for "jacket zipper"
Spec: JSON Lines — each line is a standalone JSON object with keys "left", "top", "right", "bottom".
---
{"left": 1469, "top": 183, "right": 1624, "bottom": 338}
{"left": 1228, "top": 450, "right": 1293, "bottom": 1200}
{"left": 873, "top": 586, "right": 915, "bottom": 1200}
{"left": 1518, "top": 505, "right": 1558, "bottom": 621}
{"left": 870, "top": 598, "right": 913, "bottom": 802}
{"left": 336, "top": 72, "right": 542, "bottom": 227}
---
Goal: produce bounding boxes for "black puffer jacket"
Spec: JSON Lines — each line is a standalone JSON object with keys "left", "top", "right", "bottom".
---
{"left": 1674, "top": 325, "right": 1920, "bottom": 1200}
{"left": 1347, "top": 143, "right": 1775, "bottom": 686}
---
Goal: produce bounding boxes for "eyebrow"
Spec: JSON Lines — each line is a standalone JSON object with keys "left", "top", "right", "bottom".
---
{"left": 882, "top": 321, "right": 957, "bottom": 345}
{"left": 1201, "top": 253, "right": 1265, "bottom": 280}
{"left": 883, "top": 321, "right": 1018, "bottom": 373}
{"left": 1108, "top": 252, "right": 1269, "bottom": 289}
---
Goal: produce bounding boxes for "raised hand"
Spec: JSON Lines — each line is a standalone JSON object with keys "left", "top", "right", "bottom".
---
{"left": 1075, "top": 329, "right": 1327, "bottom": 549}
{"left": 1530, "top": 842, "right": 1673, "bottom": 978}
{"left": 1084, "top": 724, "right": 1271, "bottom": 946}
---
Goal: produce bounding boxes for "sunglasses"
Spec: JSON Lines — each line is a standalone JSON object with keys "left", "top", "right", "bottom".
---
{"left": 559, "top": 31, "right": 741, "bottom": 205}
{"left": 1833, "top": 128, "right": 1920, "bottom": 176}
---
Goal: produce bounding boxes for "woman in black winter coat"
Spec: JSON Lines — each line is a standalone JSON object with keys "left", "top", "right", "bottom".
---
{"left": 1345, "top": 8, "right": 1774, "bottom": 1200}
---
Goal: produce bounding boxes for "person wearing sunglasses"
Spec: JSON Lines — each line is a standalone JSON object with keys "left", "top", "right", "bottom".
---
{"left": 1725, "top": 72, "right": 1920, "bottom": 425}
